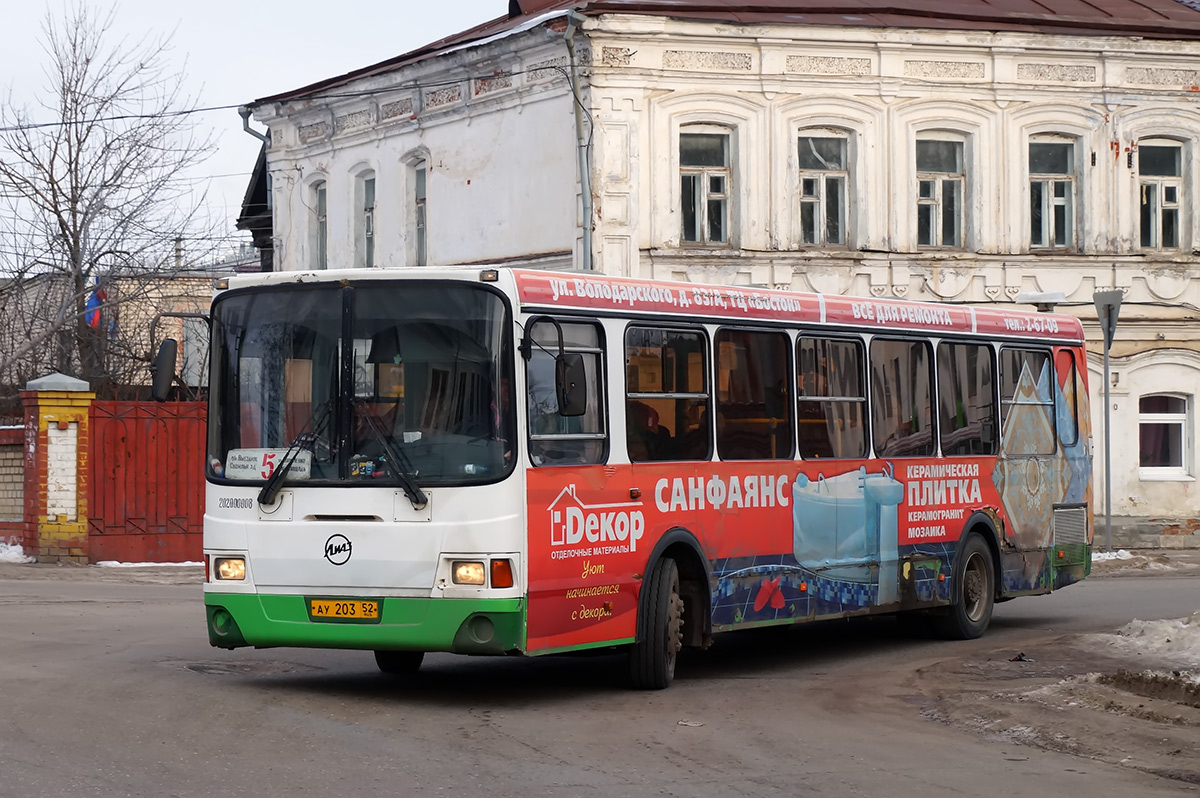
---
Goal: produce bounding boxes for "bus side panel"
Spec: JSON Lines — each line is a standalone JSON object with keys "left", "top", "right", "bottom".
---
{"left": 525, "top": 457, "right": 1011, "bottom": 653}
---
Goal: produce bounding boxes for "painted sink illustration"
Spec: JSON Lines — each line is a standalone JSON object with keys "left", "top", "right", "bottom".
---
{"left": 792, "top": 465, "right": 903, "bottom": 604}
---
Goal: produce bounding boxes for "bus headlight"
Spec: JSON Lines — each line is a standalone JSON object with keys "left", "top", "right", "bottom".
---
{"left": 214, "top": 557, "right": 246, "bottom": 581}
{"left": 452, "top": 561, "right": 486, "bottom": 585}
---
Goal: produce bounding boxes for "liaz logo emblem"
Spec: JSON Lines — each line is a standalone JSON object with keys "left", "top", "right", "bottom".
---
{"left": 548, "top": 484, "right": 645, "bottom": 553}
{"left": 323, "top": 534, "right": 352, "bottom": 565}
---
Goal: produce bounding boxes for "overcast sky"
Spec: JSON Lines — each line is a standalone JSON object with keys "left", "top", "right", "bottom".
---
{"left": 0, "top": 0, "right": 506, "bottom": 258}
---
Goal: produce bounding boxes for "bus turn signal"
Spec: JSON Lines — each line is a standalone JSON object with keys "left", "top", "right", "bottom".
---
{"left": 491, "top": 559, "right": 514, "bottom": 589}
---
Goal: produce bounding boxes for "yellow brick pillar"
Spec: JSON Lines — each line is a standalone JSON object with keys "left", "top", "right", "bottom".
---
{"left": 21, "top": 374, "right": 95, "bottom": 564}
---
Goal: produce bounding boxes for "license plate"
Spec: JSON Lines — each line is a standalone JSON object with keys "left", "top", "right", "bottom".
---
{"left": 308, "top": 598, "right": 381, "bottom": 623}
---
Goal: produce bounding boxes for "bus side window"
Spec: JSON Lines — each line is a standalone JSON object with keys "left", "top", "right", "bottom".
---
{"left": 936, "top": 341, "right": 997, "bottom": 456}
{"left": 526, "top": 320, "right": 607, "bottom": 466}
{"left": 999, "top": 348, "right": 1056, "bottom": 455}
{"left": 797, "top": 336, "right": 867, "bottom": 459}
{"left": 625, "top": 326, "right": 711, "bottom": 462}
{"left": 1055, "top": 349, "right": 1079, "bottom": 447}
{"left": 870, "top": 338, "right": 935, "bottom": 458}
{"left": 715, "top": 329, "right": 793, "bottom": 460}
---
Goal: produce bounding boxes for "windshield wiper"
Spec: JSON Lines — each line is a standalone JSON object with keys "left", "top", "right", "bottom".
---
{"left": 257, "top": 400, "right": 333, "bottom": 506}
{"left": 355, "top": 400, "right": 428, "bottom": 510}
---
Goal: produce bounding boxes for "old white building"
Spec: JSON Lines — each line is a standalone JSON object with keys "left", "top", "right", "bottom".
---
{"left": 246, "top": 0, "right": 1200, "bottom": 543}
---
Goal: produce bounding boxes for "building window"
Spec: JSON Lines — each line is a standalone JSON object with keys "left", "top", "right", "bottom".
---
{"left": 937, "top": 342, "right": 996, "bottom": 456}
{"left": 797, "top": 336, "right": 866, "bottom": 459}
{"left": 680, "top": 131, "right": 730, "bottom": 245}
{"left": 363, "top": 174, "right": 376, "bottom": 268}
{"left": 715, "top": 329, "right": 792, "bottom": 460}
{"left": 1138, "top": 142, "right": 1182, "bottom": 250}
{"left": 870, "top": 339, "right": 934, "bottom": 457}
{"left": 1029, "top": 140, "right": 1075, "bottom": 250}
{"left": 312, "top": 180, "right": 328, "bottom": 270}
{"left": 798, "top": 135, "right": 848, "bottom": 246}
{"left": 414, "top": 161, "right": 427, "bottom": 266}
{"left": 1139, "top": 394, "right": 1188, "bottom": 472}
{"left": 916, "top": 139, "right": 964, "bottom": 248}
{"left": 625, "top": 327, "right": 710, "bottom": 462}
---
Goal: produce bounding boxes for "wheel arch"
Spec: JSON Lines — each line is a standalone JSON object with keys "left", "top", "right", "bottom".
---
{"left": 953, "top": 511, "right": 1003, "bottom": 603}
{"left": 638, "top": 527, "right": 712, "bottom": 648}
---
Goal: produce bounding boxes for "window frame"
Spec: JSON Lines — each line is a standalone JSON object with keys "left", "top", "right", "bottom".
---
{"left": 935, "top": 340, "right": 998, "bottom": 457}
{"left": 998, "top": 346, "right": 1057, "bottom": 457}
{"left": 311, "top": 179, "right": 328, "bottom": 270}
{"left": 796, "top": 333, "right": 868, "bottom": 460}
{"left": 1138, "top": 393, "right": 1191, "bottom": 480}
{"left": 525, "top": 317, "right": 610, "bottom": 467}
{"left": 354, "top": 170, "right": 377, "bottom": 269}
{"left": 1028, "top": 136, "right": 1077, "bottom": 251}
{"left": 624, "top": 323, "right": 712, "bottom": 463}
{"left": 1137, "top": 139, "right": 1184, "bottom": 251}
{"left": 415, "top": 162, "right": 429, "bottom": 267}
{"left": 797, "top": 132, "right": 851, "bottom": 248}
{"left": 869, "top": 336, "right": 936, "bottom": 458}
{"left": 679, "top": 126, "right": 732, "bottom": 247}
{"left": 915, "top": 135, "right": 966, "bottom": 250}
{"left": 714, "top": 326, "right": 794, "bottom": 461}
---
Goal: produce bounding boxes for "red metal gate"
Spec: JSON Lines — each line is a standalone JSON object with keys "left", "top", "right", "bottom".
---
{"left": 88, "top": 401, "right": 206, "bottom": 563}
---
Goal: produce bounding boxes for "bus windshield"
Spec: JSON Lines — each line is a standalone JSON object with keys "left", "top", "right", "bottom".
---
{"left": 207, "top": 281, "right": 515, "bottom": 487}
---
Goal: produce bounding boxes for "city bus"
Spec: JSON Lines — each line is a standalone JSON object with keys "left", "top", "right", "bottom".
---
{"left": 161, "top": 266, "right": 1093, "bottom": 689}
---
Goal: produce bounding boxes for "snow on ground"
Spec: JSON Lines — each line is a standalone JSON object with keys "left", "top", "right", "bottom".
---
{"left": 1092, "top": 549, "right": 1134, "bottom": 562}
{"left": 0, "top": 542, "right": 34, "bottom": 564}
{"left": 95, "top": 560, "right": 203, "bottom": 567}
{"left": 1091, "top": 611, "right": 1200, "bottom": 682}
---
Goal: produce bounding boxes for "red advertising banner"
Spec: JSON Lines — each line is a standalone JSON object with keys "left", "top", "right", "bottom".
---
{"left": 512, "top": 269, "right": 1084, "bottom": 343}
{"left": 525, "top": 458, "right": 1006, "bottom": 654}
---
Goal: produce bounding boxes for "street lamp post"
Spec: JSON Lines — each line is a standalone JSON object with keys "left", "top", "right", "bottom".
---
{"left": 1093, "top": 290, "right": 1122, "bottom": 553}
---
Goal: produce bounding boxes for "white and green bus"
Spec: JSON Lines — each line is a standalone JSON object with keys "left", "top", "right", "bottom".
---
{"left": 154, "top": 266, "right": 1093, "bottom": 689}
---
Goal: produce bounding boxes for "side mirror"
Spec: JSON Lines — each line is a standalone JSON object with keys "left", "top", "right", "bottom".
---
{"left": 555, "top": 353, "right": 587, "bottom": 417}
{"left": 150, "top": 339, "right": 178, "bottom": 402}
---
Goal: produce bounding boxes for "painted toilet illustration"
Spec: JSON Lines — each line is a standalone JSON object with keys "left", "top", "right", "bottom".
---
{"left": 792, "top": 465, "right": 904, "bottom": 605}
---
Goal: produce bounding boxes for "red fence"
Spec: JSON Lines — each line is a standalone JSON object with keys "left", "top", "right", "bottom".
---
{"left": 88, "top": 401, "right": 206, "bottom": 563}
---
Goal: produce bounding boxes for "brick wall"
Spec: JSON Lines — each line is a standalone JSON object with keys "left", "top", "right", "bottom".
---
{"left": 0, "top": 427, "right": 24, "bottom": 540}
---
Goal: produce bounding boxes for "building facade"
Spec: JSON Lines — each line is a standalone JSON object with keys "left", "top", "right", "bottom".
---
{"left": 247, "top": 0, "right": 1200, "bottom": 542}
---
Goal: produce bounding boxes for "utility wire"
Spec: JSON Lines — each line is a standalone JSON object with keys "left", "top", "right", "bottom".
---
{"left": 0, "top": 66, "right": 566, "bottom": 133}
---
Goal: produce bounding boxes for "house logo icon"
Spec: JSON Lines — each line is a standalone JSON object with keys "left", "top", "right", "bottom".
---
{"left": 547, "top": 484, "right": 646, "bottom": 551}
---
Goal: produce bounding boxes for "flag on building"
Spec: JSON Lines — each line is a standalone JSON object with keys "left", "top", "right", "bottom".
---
{"left": 85, "top": 282, "right": 106, "bottom": 329}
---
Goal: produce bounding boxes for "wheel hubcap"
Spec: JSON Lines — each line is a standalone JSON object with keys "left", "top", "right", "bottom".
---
{"left": 962, "top": 552, "right": 988, "bottom": 622}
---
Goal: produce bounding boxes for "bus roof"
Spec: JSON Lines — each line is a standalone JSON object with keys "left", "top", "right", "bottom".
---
{"left": 217, "top": 267, "right": 1084, "bottom": 344}
{"left": 512, "top": 269, "right": 1085, "bottom": 344}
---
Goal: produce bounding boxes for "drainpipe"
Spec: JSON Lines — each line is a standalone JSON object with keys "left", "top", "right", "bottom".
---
{"left": 238, "top": 106, "right": 271, "bottom": 144}
{"left": 564, "top": 11, "right": 593, "bottom": 271}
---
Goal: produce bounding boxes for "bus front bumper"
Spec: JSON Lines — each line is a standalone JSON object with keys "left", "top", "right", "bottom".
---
{"left": 205, "top": 593, "right": 525, "bottom": 655}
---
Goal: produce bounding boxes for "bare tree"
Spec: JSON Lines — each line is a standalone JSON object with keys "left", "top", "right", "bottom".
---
{"left": 0, "top": 2, "right": 218, "bottom": 398}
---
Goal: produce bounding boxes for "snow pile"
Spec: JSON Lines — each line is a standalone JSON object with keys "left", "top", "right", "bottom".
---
{"left": 95, "top": 560, "right": 203, "bottom": 568}
{"left": 1095, "top": 612, "right": 1200, "bottom": 675}
{"left": 1091, "top": 549, "right": 1134, "bottom": 562}
{"left": 0, "top": 541, "right": 34, "bottom": 564}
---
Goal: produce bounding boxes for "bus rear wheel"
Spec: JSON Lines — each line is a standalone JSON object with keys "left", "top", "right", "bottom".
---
{"left": 629, "top": 557, "right": 684, "bottom": 690}
{"left": 936, "top": 533, "right": 995, "bottom": 640}
{"left": 374, "top": 650, "right": 424, "bottom": 674}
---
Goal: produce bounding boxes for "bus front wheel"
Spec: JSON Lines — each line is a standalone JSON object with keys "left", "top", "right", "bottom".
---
{"left": 936, "top": 533, "right": 995, "bottom": 640}
{"left": 629, "top": 557, "right": 684, "bottom": 690}
{"left": 374, "top": 650, "right": 424, "bottom": 674}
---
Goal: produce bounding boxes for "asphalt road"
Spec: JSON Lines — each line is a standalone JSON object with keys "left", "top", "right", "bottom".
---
{"left": 0, "top": 566, "right": 1196, "bottom": 797}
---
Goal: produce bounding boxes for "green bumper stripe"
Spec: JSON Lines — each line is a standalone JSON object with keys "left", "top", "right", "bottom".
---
{"left": 206, "top": 593, "right": 525, "bottom": 654}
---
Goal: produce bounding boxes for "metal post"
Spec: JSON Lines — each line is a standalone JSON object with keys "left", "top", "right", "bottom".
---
{"left": 1102, "top": 319, "right": 1112, "bottom": 552}
{"left": 1093, "top": 290, "right": 1122, "bottom": 553}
